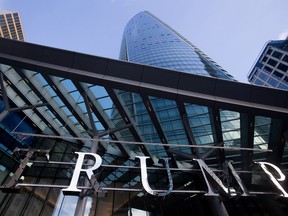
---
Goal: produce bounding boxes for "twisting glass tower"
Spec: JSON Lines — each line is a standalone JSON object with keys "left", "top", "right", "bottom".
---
{"left": 120, "top": 11, "right": 235, "bottom": 80}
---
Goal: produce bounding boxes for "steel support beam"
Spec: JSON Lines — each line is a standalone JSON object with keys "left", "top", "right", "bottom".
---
{"left": 0, "top": 110, "right": 9, "bottom": 122}
{"left": 176, "top": 101, "right": 200, "bottom": 158}
{"left": 268, "top": 118, "right": 288, "bottom": 165}
{"left": 168, "top": 142, "right": 224, "bottom": 161}
{"left": 8, "top": 103, "right": 49, "bottom": 112}
{"left": 41, "top": 74, "right": 91, "bottom": 131}
{"left": 1, "top": 68, "right": 59, "bottom": 134}
{"left": 0, "top": 72, "right": 10, "bottom": 110}
{"left": 106, "top": 88, "right": 152, "bottom": 159}
{"left": 240, "top": 113, "right": 255, "bottom": 184}
{"left": 140, "top": 94, "right": 177, "bottom": 167}
{"left": 96, "top": 123, "right": 132, "bottom": 138}
{"left": 0, "top": 71, "right": 47, "bottom": 121}
{"left": 73, "top": 82, "right": 130, "bottom": 157}
{"left": 15, "top": 69, "right": 85, "bottom": 145}
{"left": 209, "top": 108, "right": 225, "bottom": 167}
{"left": 75, "top": 91, "right": 100, "bottom": 216}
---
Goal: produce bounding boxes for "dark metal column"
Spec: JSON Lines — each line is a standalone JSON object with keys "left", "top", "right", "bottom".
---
{"left": 268, "top": 118, "right": 287, "bottom": 165}
{"left": 209, "top": 108, "right": 225, "bottom": 167}
{"left": 240, "top": 113, "right": 255, "bottom": 184}
{"left": 206, "top": 197, "right": 229, "bottom": 216}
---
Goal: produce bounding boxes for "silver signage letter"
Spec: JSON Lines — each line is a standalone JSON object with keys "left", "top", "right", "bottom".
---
{"left": 136, "top": 156, "right": 173, "bottom": 196}
{"left": 62, "top": 152, "right": 102, "bottom": 195}
{"left": 195, "top": 160, "right": 249, "bottom": 197}
{"left": 193, "top": 159, "right": 229, "bottom": 196}
{"left": 256, "top": 162, "right": 288, "bottom": 197}
{"left": 226, "top": 161, "right": 249, "bottom": 196}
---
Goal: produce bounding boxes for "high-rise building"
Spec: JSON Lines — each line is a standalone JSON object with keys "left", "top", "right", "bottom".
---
{"left": 120, "top": 11, "right": 236, "bottom": 81}
{"left": 0, "top": 11, "right": 25, "bottom": 41}
{"left": 248, "top": 37, "right": 288, "bottom": 90}
{"left": 0, "top": 11, "right": 287, "bottom": 216}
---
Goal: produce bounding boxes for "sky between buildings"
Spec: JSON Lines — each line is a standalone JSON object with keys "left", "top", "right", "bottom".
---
{"left": 1, "top": 0, "right": 288, "bottom": 83}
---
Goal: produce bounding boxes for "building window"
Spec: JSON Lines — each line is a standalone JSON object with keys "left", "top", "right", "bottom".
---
{"left": 266, "top": 48, "right": 272, "bottom": 55}
{"left": 272, "top": 50, "right": 283, "bottom": 59}
{"left": 273, "top": 71, "right": 283, "bottom": 80}
{"left": 259, "top": 72, "right": 269, "bottom": 81}
{"left": 255, "top": 79, "right": 264, "bottom": 85}
{"left": 254, "top": 69, "right": 260, "bottom": 76}
{"left": 267, "top": 59, "right": 277, "bottom": 67}
{"left": 267, "top": 77, "right": 278, "bottom": 86}
{"left": 264, "top": 66, "right": 273, "bottom": 73}
{"left": 277, "top": 63, "right": 288, "bottom": 72}
{"left": 283, "top": 55, "right": 288, "bottom": 63}
{"left": 262, "top": 56, "right": 268, "bottom": 63}
{"left": 278, "top": 83, "right": 288, "bottom": 90}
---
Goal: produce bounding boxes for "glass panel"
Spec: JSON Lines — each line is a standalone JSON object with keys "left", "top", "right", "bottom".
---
{"left": 253, "top": 116, "right": 271, "bottom": 149}
{"left": 183, "top": 104, "right": 215, "bottom": 154}
{"left": 220, "top": 110, "right": 240, "bottom": 148}
{"left": 61, "top": 79, "right": 77, "bottom": 92}
{"left": 53, "top": 193, "right": 77, "bottom": 215}
{"left": 150, "top": 97, "right": 188, "bottom": 155}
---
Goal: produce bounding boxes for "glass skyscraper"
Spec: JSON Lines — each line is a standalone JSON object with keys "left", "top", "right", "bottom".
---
{"left": 120, "top": 11, "right": 235, "bottom": 80}
{"left": 248, "top": 37, "right": 288, "bottom": 90}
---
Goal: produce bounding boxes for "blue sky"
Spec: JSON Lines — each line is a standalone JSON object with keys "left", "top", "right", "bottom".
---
{"left": 1, "top": 0, "right": 288, "bottom": 83}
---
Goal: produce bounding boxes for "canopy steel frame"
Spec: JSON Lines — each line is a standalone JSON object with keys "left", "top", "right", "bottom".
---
{"left": 73, "top": 81, "right": 130, "bottom": 157}
{"left": 40, "top": 74, "right": 92, "bottom": 132}
{"left": 209, "top": 108, "right": 226, "bottom": 167}
{"left": 240, "top": 113, "right": 255, "bottom": 184}
{"left": 0, "top": 71, "right": 48, "bottom": 122}
{"left": 0, "top": 38, "right": 286, "bottom": 118}
{"left": 14, "top": 68, "right": 85, "bottom": 145}
{"left": 176, "top": 101, "right": 200, "bottom": 157}
{"left": 0, "top": 68, "right": 59, "bottom": 134}
{"left": 105, "top": 87, "right": 152, "bottom": 159}
{"left": 140, "top": 94, "right": 177, "bottom": 167}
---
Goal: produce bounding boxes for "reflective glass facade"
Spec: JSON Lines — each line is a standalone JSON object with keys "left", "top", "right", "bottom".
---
{"left": 248, "top": 37, "right": 288, "bottom": 90}
{"left": 120, "top": 11, "right": 235, "bottom": 80}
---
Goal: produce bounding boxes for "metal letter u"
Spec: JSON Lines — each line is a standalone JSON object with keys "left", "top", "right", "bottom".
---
{"left": 136, "top": 156, "right": 173, "bottom": 196}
